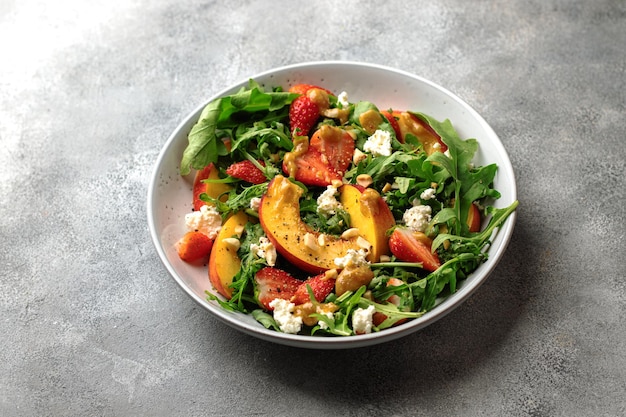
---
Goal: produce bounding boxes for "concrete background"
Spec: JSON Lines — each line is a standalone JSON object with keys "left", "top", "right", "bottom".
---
{"left": 1, "top": 0, "right": 624, "bottom": 416}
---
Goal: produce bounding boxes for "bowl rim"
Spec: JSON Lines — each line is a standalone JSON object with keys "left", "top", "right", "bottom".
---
{"left": 147, "top": 60, "right": 518, "bottom": 349}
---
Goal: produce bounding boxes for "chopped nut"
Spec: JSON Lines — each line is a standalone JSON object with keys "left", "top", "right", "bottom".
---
{"left": 304, "top": 233, "right": 319, "bottom": 251}
{"left": 341, "top": 228, "right": 360, "bottom": 240}
{"left": 379, "top": 255, "right": 392, "bottom": 263}
{"left": 356, "top": 174, "right": 373, "bottom": 188}
{"left": 356, "top": 236, "right": 372, "bottom": 251}
{"left": 321, "top": 107, "right": 350, "bottom": 125}
{"left": 265, "top": 245, "right": 277, "bottom": 266}
{"left": 317, "top": 234, "right": 327, "bottom": 246}
{"left": 382, "top": 182, "right": 393, "bottom": 193}
{"left": 222, "top": 237, "right": 240, "bottom": 251}
{"left": 352, "top": 149, "right": 367, "bottom": 165}
{"left": 234, "top": 224, "right": 245, "bottom": 237}
{"left": 331, "top": 179, "right": 344, "bottom": 188}
{"left": 324, "top": 269, "right": 338, "bottom": 280}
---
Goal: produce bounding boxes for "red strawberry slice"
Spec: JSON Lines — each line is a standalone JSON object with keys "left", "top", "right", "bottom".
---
{"left": 388, "top": 228, "right": 441, "bottom": 272}
{"left": 381, "top": 110, "right": 402, "bottom": 141}
{"left": 291, "top": 273, "right": 336, "bottom": 305}
{"left": 372, "top": 277, "right": 408, "bottom": 327}
{"left": 309, "top": 126, "right": 355, "bottom": 175}
{"left": 177, "top": 231, "right": 214, "bottom": 263}
{"left": 282, "top": 147, "right": 342, "bottom": 187}
{"left": 254, "top": 267, "right": 303, "bottom": 310}
{"left": 289, "top": 95, "right": 320, "bottom": 137}
{"left": 225, "top": 160, "right": 267, "bottom": 184}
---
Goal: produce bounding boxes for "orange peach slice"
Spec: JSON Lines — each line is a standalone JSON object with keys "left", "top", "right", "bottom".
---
{"left": 208, "top": 211, "right": 249, "bottom": 298}
{"left": 396, "top": 112, "right": 447, "bottom": 155}
{"left": 339, "top": 184, "right": 396, "bottom": 262}
{"left": 259, "top": 175, "right": 362, "bottom": 274}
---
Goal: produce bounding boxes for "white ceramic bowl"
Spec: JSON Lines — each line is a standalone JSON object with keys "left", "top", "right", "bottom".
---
{"left": 147, "top": 61, "right": 517, "bottom": 349}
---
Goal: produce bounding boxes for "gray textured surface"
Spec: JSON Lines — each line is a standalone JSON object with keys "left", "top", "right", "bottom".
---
{"left": 1, "top": 0, "right": 625, "bottom": 416}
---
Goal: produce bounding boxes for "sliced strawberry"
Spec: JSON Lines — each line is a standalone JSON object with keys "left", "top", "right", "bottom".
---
{"left": 177, "top": 231, "right": 214, "bottom": 263}
{"left": 288, "top": 83, "right": 333, "bottom": 96}
{"left": 225, "top": 160, "right": 267, "bottom": 184}
{"left": 192, "top": 163, "right": 233, "bottom": 211}
{"left": 291, "top": 273, "right": 336, "bottom": 305}
{"left": 309, "top": 125, "right": 355, "bottom": 175}
{"left": 372, "top": 277, "right": 408, "bottom": 327}
{"left": 388, "top": 228, "right": 441, "bottom": 272}
{"left": 381, "top": 110, "right": 402, "bottom": 141}
{"left": 282, "top": 147, "right": 342, "bottom": 187}
{"left": 193, "top": 164, "right": 214, "bottom": 211}
{"left": 289, "top": 95, "right": 320, "bottom": 137}
{"left": 254, "top": 267, "right": 303, "bottom": 310}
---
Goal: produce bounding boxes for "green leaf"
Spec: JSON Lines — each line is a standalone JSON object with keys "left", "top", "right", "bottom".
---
{"left": 431, "top": 200, "right": 519, "bottom": 252}
{"left": 252, "top": 309, "right": 280, "bottom": 331}
{"left": 350, "top": 101, "right": 379, "bottom": 125}
{"left": 180, "top": 83, "right": 298, "bottom": 175}
{"left": 181, "top": 98, "right": 223, "bottom": 175}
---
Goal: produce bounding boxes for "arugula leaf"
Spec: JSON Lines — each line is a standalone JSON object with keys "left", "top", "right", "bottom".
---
{"left": 180, "top": 80, "right": 298, "bottom": 175}
{"left": 416, "top": 112, "right": 497, "bottom": 236}
{"left": 201, "top": 182, "right": 268, "bottom": 220}
{"left": 252, "top": 310, "right": 280, "bottom": 331}
{"left": 432, "top": 200, "right": 519, "bottom": 253}
{"left": 231, "top": 120, "right": 292, "bottom": 155}
{"left": 358, "top": 298, "right": 424, "bottom": 330}
{"left": 300, "top": 199, "right": 351, "bottom": 236}
{"left": 313, "top": 287, "right": 368, "bottom": 336}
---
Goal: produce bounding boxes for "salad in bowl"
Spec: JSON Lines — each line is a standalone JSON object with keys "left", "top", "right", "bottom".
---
{"left": 148, "top": 62, "right": 518, "bottom": 348}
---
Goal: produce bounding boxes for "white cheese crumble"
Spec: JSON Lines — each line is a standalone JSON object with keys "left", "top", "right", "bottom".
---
{"left": 420, "top": 188, "right": 436, "bottom": 200}
{"left": 249, "top": 197, "right": 262, "bottom": 211}
{"left": 364, "top": 129, "right": 392, "bottom": 157}
{"left": 250, "top": 236, "right": 277, "bottom": 266}
{"left": 317, "top": 184, "right": 343, "bottom": 216}
{"left": 334, "top": 249, "right": 369, "bottom": 269}
{"left": 337, "top": 91, "right": 350, "bottom": 107}
{"left": 352, "top": 305, "right": 376, "bottom": 334}
{"left": 185, "top": 204, "right": 222, "bottom": 239}
{"left": 269, "top": 298, "right": 302, "bottom": 334}
{"left": 403, "top": 204, "right": 432, "bottom": 233}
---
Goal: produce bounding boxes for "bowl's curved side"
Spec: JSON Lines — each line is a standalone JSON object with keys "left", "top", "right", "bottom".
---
{"left": 147, "top": 61, "right": 517, "bottom": 349}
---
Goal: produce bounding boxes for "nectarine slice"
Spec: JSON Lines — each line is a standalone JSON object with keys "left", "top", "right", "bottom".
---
{"left": 396, "top": 112, "right": 447, "bottom": 155}
{"left": 339, "top": 184, "right": 396, "bottom": 263}
{"left": 208, "top": 211, "right": 249, "bottom": 298}
{"left": 193, "top": 163, "right": 233, "bottom": 211}
{"left": 259, "top": 175, "right": 363, "bottom": 274}
{"left": 467, "top": 202, "right": 482, "bottom": 233}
